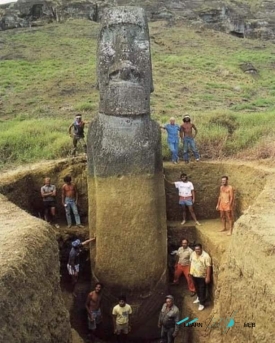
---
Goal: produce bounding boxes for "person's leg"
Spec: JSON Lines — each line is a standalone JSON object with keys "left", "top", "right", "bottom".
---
{"left": 174, "top": 141, "right": 179, "bottom": 162}
{"left": 160, "top": 326, "right": 168, "bottom": 343}
{"left": 70, "top": 200, "right": 82, "bottom": 226}
{"left": 44, "top": 203, "right": 49, "bottom": 222}
{"left": 219, "top": 210, "right": 227, "bottom": 232}
{"left": 226, "top": 211, "right": 234, "bottom": 235}
{"left": 167, "top": 328, "right": 175, "bottom": 343}
{"left": 190, "top": 138, "right": 200, "bottom": 161}
{"left": 65, "top": 199, "right": 72, "bottom": 227}
{"left": 50, "top": 205, "right": 59, "bottom": 228}
{"left": 168, "top": 142, "right": 176, "bottom": 162}
{"left": 187, "top": 204, "right": 201, "bottom": 225}
{"left": 173, "top": 264, "right": 184, "bottom": 284}
{"left": 197, "top": 277, "right": 207, "bottom": 307}
{"left": 182, "top": 265, "right": 196, "bottom": 293}
{"left": 180, "top": 204, "right": 186, "bottom": 225}
{"left": 79, "top": 138, "right": 87, "bottom": 154}
{"left": 192, "top": 276, "right": 200, "bottom": 303}
{"left": 72, "top": 137, "right": 78, "bottom": 156}
{"left": 183, "top": 138, "right": 189, "bottom": 162}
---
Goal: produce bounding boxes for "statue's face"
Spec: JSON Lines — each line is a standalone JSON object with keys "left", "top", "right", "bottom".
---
{"left": 97, "top": 7, "right": 153, "bottom": 116}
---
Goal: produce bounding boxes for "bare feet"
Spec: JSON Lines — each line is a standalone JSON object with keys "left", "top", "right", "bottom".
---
{"left": 181, "top": 220, "right": 186, "bottom": 225}
{"left": 195, "top": 221, "right": 202, "bottom": 226}
{"left": 227, "top": 232, "right": 232, "bottom": 236}
{"left": 219, "top": 229, "right": 227, "bottom": 232}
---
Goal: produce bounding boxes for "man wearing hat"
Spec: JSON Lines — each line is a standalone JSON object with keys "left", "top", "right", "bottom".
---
{"left": 68, "top": 114, "right": 87, "bottom": 156}
{"left": 180, "top": 115, "right": 200, "bottom": 163}
{"left": 67, "top": 237, "right": 96, "bottom": 296}
{"left": 158, "top": 295, "right": 180, "bottom": 343}
{"left": 160, "top": 117, "right": 180, "bottom": 164}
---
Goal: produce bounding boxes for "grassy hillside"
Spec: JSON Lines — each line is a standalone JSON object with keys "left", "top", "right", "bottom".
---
{"left": 1, "top": 19, "right": 275, "bottom": 169}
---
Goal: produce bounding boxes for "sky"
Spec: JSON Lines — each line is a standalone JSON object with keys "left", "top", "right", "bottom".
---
{"left": 0, "top": 0, "right": 17, "bottom": 4}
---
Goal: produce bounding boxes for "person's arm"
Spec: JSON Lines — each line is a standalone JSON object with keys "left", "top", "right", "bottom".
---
{"left": 205, "top": 255, "right": 212, "bottom": 284}
{"left": 216, "top": 188, "right": 221, "bottom": 210}
{"left": 128, "top": 313, "right": 132, "bottom": 332}
{"left": 41, "top": 187, "right": 53, "bottom": 198}
{"left": 112, "top": 309, "right": 117, "bottom": 334}
{"left": 163, "top": 175, "right": 175, "bottom": 185}
{"left": 51, "top": 185, "right": 56, "bottom": 197}
{"left": 74, "top": 184, "right": 79, "bottom": 204}
{"left": 192, "top": 124, "right": 198, "bottom": 138}
{"left": 179, "top": 125, "right": 184, "bottom": 139}
{"left": 160, "top": 124, "right": 167, "bottom": 130}
{"left": 61, "top": 185, "right": 65, "bottom": 206}
{"left": 81, "top": 237, "right": 96, "bottom": 246}
{"left": 68, "top": 123, "right": 74, "bottom": 136}
{"left": 68, "top": 252, "right": 76, "bottom": 271}
{"left": 85, "top": 294, "right": 92, "bottom": 319}
{"left": 229, "top": 186, "right": 234, "bottom": 208}
{"left": 158, "top": 309, "right": 162, "bottom": 328}
{"left": 191, "top": 189, "right": 195, "bottom": 203}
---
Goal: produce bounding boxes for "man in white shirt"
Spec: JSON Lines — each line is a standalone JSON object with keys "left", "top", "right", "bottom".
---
{"left": 165, "top": 173, "right": 201, "bottom": 225}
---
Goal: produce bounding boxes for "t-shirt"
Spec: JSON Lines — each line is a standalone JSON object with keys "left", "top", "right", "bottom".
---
{"left": 112, "top": 304, "right": 132, "bottom": 325}
{"left": 41, "top": 185, "right": 56, "bottom": 202}
{"left": 164, "top": 124, "right": 180, "bottom": 143}
{"left": 174, "top": 181, "right": 194, "bottom": 197}
{"left": 177, "top": 246, "right": 193, "bottom": 266}
{"left": 73, "top": 120, "right": 85, "bottom": 138}
{"left": 190, "top": 251, "right": 212, "bottom": 278}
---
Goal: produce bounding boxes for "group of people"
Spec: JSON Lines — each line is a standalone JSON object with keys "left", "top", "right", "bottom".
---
{"left": 70, "top": 239, "right": 211, "bottom": 343}
{"left": 161, "top": 115, "right": 200, "bottom": 164}
{"left": 165, "top": 172, "right": 234, "bottom": 235}
{"left": 41, "top": 175, "right": 84, "bottom": 229}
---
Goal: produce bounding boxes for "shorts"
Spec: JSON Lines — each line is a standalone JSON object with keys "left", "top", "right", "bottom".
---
{"left": 43, "top": 201, "right": 56, "bottom": 209}
{"left": 219, "top": 202, "right": 231, "bottom": 212}
{"left": 116, "top": 323, "right": 129, "bottom": 334}
{"left": 88, "top": 309, "right": 102, "bottom": 330}
{"left": 179, "top": 199, "right": 193, "bottom": 206}
{"left": 67, "top": 264, "right": 79, "bottom": 275}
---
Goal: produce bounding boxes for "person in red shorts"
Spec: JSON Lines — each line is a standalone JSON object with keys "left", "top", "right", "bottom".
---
{"left": 216, "top": 176, "right": 234, "bottom": 236}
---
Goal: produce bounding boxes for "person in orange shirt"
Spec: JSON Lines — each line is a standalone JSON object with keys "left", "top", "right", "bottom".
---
{"left": 216, "top": 176, "right": 234, "bottom": 236}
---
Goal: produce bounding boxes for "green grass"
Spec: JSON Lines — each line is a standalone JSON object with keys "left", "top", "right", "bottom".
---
{"left": 1, "top": 19, "right": 275, "bottom": 169}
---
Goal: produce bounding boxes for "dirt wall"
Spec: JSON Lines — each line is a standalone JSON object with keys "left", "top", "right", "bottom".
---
{"left": 0, "top": 194, "right": 71, "bottom": 343}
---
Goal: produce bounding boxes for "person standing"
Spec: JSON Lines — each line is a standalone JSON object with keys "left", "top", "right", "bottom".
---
{"left": 86, "top": 283, "right": 103, "bottom": 335}
{"left": 68, "top": 114, "right": 87, "bottom": 156}
{"left": 62, "top": 175, "right": 83, "bottom": 228}
{"left": 164, "top": 173, "right": 201, "bottom": 226}
{"left": 190, "top": 244, "right": 211, "bottom": 311}
{"left": 180, "top": 115, "right": 200, "bottom": 163}
{"left": 216, "top": 176, "right": 234, "bottom": 236}
{"left": 171, "top": 238, "right": 196, "bottom": 296}
{"left": 161, "top": 117, "right": 180, "bottom": 164}
{"left": 67, "top": 237, "right": 96, "bottom": 296}
{"left": 40, "top": 177, "right": 59, "bottom": 228}
{"left": 158, "top": 295, "right": 179, "bottom": 343}
{"left": 112, "top": 296, "right": 132, "bottom": 342}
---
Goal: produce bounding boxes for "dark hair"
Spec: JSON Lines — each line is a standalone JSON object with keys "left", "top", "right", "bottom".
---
{"left": 180, "top": 173, "right": 187, "bottom": 178}
{"left": 183, "top": 116, "right": 191, "bottom": 122}
{"left": 95, "top": 282, "right": 104, "bottom": 289}
{"left": 181, "top": 238, "right": 189, "bottom": 243}
{"left": 64, "top": 175, "right": 72, "bottom": 183}
{"left": 194, "top": 243, "right": 202, "bottom": 249}
{"left": 118, "top": 295, "right": 126, "bottom": 302}
{"left": 221, "top": 175, "right": 228, "bottom": 180}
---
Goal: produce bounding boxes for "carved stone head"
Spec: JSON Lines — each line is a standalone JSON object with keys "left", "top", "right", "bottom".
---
{"left": 97, "top": 6, "right": 153, "bottom": 116}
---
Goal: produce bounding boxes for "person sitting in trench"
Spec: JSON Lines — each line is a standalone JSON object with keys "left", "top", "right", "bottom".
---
{"left": 164, "top": 172, "right": 201, "bottom": 226}
{"left": 216, "top": 175, "right": 235, "bottom": 236}
{"left": 170, "top": 238, "right": 196, "bottom": 296}
{"left": 158, "top": 295, "right": 179, "bottom": 343}
{"left": 67, "top": 237, "right": 95, "bottom": 296}
{"left": 112, "top": 295, "right": 132, "bottom": 342}
{"left": 40, "top": 177, "right": 59, "bottom": 228}
{"left": 85, "top": 282, "right": 103, "bottom": 338}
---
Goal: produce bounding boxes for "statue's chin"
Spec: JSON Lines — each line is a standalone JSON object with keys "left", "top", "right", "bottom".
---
{"left": 99, "top": 82, "right": 150, "bottom": 116}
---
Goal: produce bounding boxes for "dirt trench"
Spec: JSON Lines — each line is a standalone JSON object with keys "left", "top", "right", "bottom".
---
{"left": 0, "top": 157, "right": 274, "bottom": 343}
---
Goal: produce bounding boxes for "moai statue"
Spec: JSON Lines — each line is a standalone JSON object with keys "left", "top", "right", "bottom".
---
{"left": 87, "top": 6, "right": 167, "bottom": 337}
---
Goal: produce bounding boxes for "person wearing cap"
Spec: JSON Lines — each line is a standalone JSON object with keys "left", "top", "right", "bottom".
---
{"left": 158, "top": 295, "right": 179, "bottom": 343}
{"left": 164, "top": 173, "right": 201, "bottom": 226}
{"left": 160, "top": 117, "right": 180, "bottom": 164}
{"left": 112, "top": 295, "right": 132, "bottom": 341}
{"left": 180, "top": 115, "right": 200, "bottom": 163}
{"left": 67, "top": 237, "right": 96, "bottom": 296}
{"left": 68, "top": 114, "right": 87, "bottom": 156}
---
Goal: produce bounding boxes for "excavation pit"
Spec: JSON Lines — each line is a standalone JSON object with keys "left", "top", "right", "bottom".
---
{"left": 0, "top": 158, "right": 272, "bottom": 343}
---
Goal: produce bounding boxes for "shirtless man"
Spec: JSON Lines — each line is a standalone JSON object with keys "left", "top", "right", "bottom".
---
{"left": 86, "top": 283, "right": 103, "bottom": 334}
{"left": 180, "top": 115, "right": 200, "bottom": 163}
{"left": 216, "top": 176, "right": 234, "bottom": 235}
{"left": 62, "top": 175, "right": 83, "bottom": 228}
